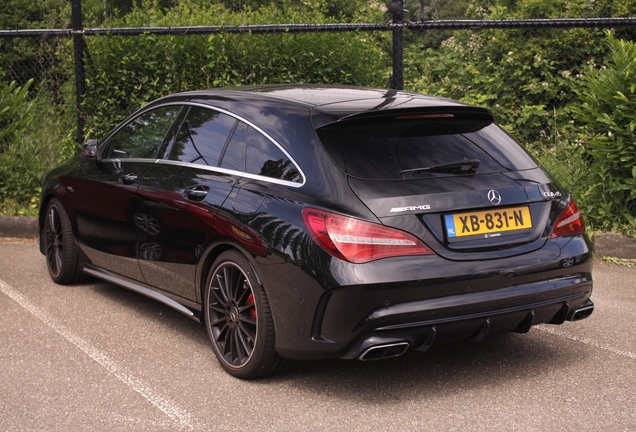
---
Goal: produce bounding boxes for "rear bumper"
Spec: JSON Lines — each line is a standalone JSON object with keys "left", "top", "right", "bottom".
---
{"left": 257, "top": 236, "right": 593, "bottom": 361}
{"left": 338, "top": 288, "right": 593, "bottom": 360}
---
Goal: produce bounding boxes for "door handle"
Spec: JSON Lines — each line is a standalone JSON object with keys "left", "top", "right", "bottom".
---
{"left": 184, "top": 185, "right": 209, "bottom": 201}
{"left": 120, "top": 172, "right": 138, "bottom": 184}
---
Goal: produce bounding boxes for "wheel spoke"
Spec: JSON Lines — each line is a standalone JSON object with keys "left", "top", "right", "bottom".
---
{"left": 209, "top": 288, "right": 227, "bottom": 308}
{"left": 216, "top": 322, "right": 228, "bottom": 339}
{"left": 221, "top": 268, "right": 234, "bottom": 302}
{"left": 54, "top": 250, "right": 63, "bottom": 274}
{"left": 208, "top": 303, "right": 225, "bottom": 314}
{"left": 221, "top": 325, "right": 232, "bottom": 355}
{"left": 224, "top": 267, "right": 236, "bottom": 301}
{"left": 239, "top": 315, "right": 257, "bottom": 327}
{"left": 209, "top": 316, "right": 226, "bottom": 327}
{"left": 236, "top": 327, "right": 253, "bottom": 358}
{"left": 238, "top": 303, "right": 255, "bottom": 315}
{"left": 224, "top": 328, "right": 234, "bottom": 360}
{"left": 46, "top": 246, "right": 58, "bottom": 275}
{"left": 238, "top": 322, "right": 256, "bottom": 342}
{"left": 233, "top": 330, "right": 248, "bottom": 364}
{"left": 214, "top": 274, "right": 228, "bottom": 302}
{"left": 48, "top": 208, "right": 58, "bottom": 235}
{"left": 231, "top": 273, "right": 244, "bottom": 302}
{"left": 236, "top": 281, "right": 249, "bottom": 304}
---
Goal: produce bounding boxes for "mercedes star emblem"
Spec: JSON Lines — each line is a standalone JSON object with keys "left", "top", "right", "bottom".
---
{"left": 488, "top": 190, "right": 502, "bottom": 205}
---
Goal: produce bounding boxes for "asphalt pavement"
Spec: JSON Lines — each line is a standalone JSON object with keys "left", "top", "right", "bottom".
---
{"left": 0, "top": 238, "right": 635, "bottom": 431}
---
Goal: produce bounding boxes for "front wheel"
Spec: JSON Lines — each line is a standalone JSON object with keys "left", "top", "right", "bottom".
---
{"left": 204, "top": 250, "right": 288, "bottom": 379}
{"left": 44, "top": 198, "right": 85, "bottom": 284}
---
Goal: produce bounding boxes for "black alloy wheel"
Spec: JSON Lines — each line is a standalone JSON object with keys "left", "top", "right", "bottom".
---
{"left": 204, "top": 250, "right": 288, "bottom": 379}
{"left": 44, "top": 198, "right": 84, "bottom": 284}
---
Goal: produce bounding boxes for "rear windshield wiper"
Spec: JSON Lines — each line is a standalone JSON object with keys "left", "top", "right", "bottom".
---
{"left": 401, "top": 159, "right": 480, "bottom": 175}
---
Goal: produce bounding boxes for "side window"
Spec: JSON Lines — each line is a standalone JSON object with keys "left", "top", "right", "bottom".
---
{"left": 169, "top": 107, "right": 236, "bottom": 166}
{"left": 105, "top": 106, "right": 180, "bottom": 159}
{"left": 246, "top": 127, "right": 301, "bottom": 183}
{"left": 219, "top": 121, "right": 247, "bottom": 172}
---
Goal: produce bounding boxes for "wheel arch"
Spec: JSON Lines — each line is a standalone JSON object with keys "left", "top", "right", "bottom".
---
{"left": 196, "top": 238, "right": 262, "bottom": 305}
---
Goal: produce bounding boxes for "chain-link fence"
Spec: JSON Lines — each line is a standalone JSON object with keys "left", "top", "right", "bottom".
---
{"left": 1, "top": 0, "right": 635, "bottom": 231}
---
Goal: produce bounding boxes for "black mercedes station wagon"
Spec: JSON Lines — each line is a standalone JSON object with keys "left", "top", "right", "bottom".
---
{"left": 39, "top": 85, "right": 594, "bottom": 378}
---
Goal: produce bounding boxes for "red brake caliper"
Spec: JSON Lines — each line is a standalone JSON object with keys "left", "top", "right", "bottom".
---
{"left": 247, "top": 293, "right": 257, "bottom": 319}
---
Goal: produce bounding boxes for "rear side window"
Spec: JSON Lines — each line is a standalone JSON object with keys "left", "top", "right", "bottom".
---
{"left": 245, "top": 126, "right": 301, "bottom": 183}
{"left": 316, "top": 114, "right": 538, "bottom": 180}
{"left": 169, "top": 107, "right": 236, "bottom": 166}
{"left": 220, "top": 122, "right": 247, "bottom": 172}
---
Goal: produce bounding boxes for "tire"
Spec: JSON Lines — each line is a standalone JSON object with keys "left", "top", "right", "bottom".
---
{"left": 204, "top": 250, "right": 289, "bottom": 379}
{"left": 44, "top": 198, "right": 85, "bottom": 284}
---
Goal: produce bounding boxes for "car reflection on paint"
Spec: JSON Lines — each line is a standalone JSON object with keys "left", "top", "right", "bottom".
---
{"left": 39, "top": 85, "right": 594, "bottom": 379}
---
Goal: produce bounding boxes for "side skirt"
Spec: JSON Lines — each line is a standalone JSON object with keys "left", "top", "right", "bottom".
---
{"left": 83, "top": 267, "right": 201, "bottom": 321}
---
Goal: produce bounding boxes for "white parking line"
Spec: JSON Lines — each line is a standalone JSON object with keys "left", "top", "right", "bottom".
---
{"left": 536, "top": 324, "right": 636, "bottom": 359}
{"left": 0, "top": 278, "right": 196, "bottom": 431}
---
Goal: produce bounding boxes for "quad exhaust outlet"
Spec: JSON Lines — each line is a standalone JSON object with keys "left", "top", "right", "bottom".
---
{"left": 358, "top": 341, "right": 410, "bottom": 361}
{"left": 569, "top": 301, "right": 594, "bottom": 321}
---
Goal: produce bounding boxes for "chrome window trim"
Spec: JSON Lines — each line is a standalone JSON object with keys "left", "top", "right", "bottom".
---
{"left": 240, "top": 171, "right": 303, "bottom": 188}
{"left": 146, "top": 101, "right": 306, "bottom": 187}
{"left": 99, "top": 101, "right": 306, "bottom": 188}
{"left": 155, "top": 159, "right": 304, "bottom": 188}
{"left": 97, "top": 157, "right": 304, "bottom": 188}
{"left": 99, "top": 158, "right": 161, "bottom": 164}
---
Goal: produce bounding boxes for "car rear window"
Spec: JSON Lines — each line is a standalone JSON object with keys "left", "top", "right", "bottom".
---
{"left": 315, "top": 114, "right": 538, "bottom": 180}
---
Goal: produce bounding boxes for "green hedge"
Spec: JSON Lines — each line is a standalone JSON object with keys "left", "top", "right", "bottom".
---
{"left": 82, "top": 4, "right": 389, "bottom": 138}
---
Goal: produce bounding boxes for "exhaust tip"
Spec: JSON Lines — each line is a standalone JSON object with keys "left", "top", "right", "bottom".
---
{"left": 569, "top": 301, "right": 594, "bottom": 321}
{"left": 358, "top": 342, "right": 409, "bottom": 361}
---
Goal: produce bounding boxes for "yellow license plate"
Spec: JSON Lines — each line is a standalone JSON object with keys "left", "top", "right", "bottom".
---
{"left": 445, "top": 206, "right": 532, "bottom": 238}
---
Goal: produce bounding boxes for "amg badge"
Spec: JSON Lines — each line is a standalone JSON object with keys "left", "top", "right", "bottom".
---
{"left": 390, "top": 205, "right": 431, "bottom": 213}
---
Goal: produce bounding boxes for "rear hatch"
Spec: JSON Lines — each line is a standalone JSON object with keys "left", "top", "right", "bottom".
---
{"left": 315, "top": 109, "right": 566, "bottom": 260}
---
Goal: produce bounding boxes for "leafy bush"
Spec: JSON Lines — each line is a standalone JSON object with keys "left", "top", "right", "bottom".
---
{"left": 404, "top": 24, "right": 607, "bottom": 143}
{"left": 0, "top": 79, "right": 77, "bottom": 216}
{"left": 573, "top": 34, "right": 636, "bottom": 231}
{"left": 0, "top": 80, "right": 34, "bottom": 152}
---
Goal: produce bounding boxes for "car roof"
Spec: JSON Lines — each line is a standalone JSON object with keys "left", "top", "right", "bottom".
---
{"left": 159, "top": 84, "right": 490, "bottom": 129}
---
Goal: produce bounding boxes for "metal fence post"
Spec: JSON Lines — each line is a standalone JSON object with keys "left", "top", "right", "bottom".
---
{"left": 389, "top": 0, "right": 405, "bottom": 90}
{"left": 72, "top": 0, "right": 85, "bottom": 144}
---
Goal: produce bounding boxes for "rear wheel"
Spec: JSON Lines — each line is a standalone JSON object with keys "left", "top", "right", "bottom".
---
{"left": 44, "top": 198, "right": 84, "bottom": 284}
{"left": 204, "top": 250, "right": 288, "bottom": 379}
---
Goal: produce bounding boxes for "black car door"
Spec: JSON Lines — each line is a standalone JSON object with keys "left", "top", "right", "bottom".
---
{"left": 73, "top": 105, "right": 183, "bottom": 281}
{"left": 135, "top": 105, "right": 242, "bottom": 300}
{"left": 216, "top": 123, "right": 305, "bottom": 264}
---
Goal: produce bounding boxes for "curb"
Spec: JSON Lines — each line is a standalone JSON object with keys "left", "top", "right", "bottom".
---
{"left": 0, "top": 216, "right": 38, "bottom": 239}
{"left": 593, "top": 234, "right": 636, "bottom": 260}
{"left": 1, "top": 216, "right": 635, "bottom": 259}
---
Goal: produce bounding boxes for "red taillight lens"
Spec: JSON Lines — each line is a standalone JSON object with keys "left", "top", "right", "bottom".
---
{"left": 549, "top": 199, "right": 585, "bottom": 239}
{"left": 302, "top": 208, "right": 435, "bottom": 264}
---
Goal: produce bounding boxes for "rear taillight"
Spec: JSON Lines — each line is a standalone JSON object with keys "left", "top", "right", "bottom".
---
{"left": 302, "top": 208, "right": 435, "bottom": 264}
{"left": 549, "top": 199, "right": 585, "bottom": 239}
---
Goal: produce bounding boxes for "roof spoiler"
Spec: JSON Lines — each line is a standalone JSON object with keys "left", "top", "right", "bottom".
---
{"left": 311, "top": 106, "right": 494, "bottom": 129}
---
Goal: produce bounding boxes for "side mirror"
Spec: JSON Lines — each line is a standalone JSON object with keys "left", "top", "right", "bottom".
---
{"left": 80, "top": 139, "right": 99, "bottom": 162}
